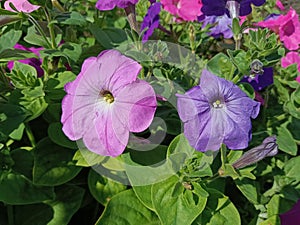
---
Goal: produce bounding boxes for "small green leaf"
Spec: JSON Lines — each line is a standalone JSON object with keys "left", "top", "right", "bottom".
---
{"left": 0, "top": 29, "right": 22, "bottom": 52}
{"left": 48, "top": 122, "right": 77, "bottom": 149}
{"left": 277, "top": 125, "right": 297, "bottom": 156}
{"left": 284, "top": 156, "right": 300, "bottom": 182}
{"left": 207, "top": 53, "right": 235, "bottom": 79}
{"left": 235, "top": 178, "right": 260, "bottom": 204}
{"left": 95, "top": 189, "right": 160, "bottom": 225}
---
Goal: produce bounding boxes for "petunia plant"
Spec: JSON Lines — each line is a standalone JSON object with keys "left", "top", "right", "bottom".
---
{"left": 0, "top": 0, "right": 299, "bottom": 225}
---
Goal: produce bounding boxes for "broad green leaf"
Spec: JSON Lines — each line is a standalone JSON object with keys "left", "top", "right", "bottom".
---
{"left": 235, "top": 178, "right": 260, "bottom": 204}
{"left": 152, "top": 175, "right": 208, "bottom": 225}
{"left": 88, "top": 169, "right": 126, "bottom": 206}
{"left": 266, "top": 195, "right": 295, "bottom": 221}
{"left": 45, "top": 185, "right": 85, "bottom": 225}
{"left": 33, "top": 138, "right": 81, "bottom": 186}
{"left": 0, "top": 170, "right": 54, "bottom": 204}
{"left": 0, "top": 103, "right": 29, "bottom": 140}
{"left": 0, "top": 29, "right": 22, "bottom": 52}
{"left": 192, "top": 188, "right": 241, "bottom": 225}
{"left": 14, "top": 203, "right": 53, "bottom": 225}
{"left": 277, "top": 125, "right": 297, "bottom": 155}
{"left": 132, "top": 184, "right": 154, "bottom": 210}
{"left": 11, "top": 148, "right": 34, "bottom": 180}
{"left": 73, "top": 148, "right": 106, "bottom": 167}
{"left": 95, "top": 189, "right": 160, "bottom": 225}
{"left": 58, "top": 11, "right": 87, "bottom": 26}
{"left": 48, "top": 122, "right": 77, "bottom": 149}
{"left": 284, "top": 156, "right": 300, "bottom": 182}
{"left": 43, "top": 103, "right": 62, "bottom": 123}
{"left": 207, "top": 53, "right": 235, "bottom": 80}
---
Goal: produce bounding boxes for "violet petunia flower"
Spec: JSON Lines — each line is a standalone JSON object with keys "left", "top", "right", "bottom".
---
{"left": 201, "top": 0, "right": 266, "bottom": 17}
{"left": 240, "top": 67, "right": 274, "bottom": 91}
{"left": 176, "top": 69, "right": 260, "bottom": 152}
{"left": 7, "top": 43, "right": 44, "bottom": 77}
{"left": 4, "top": 0, "right": 40, "bottom": 13}
{"left": 141, "top": 2, "right": 161, "bottom": 43}
{"left": 201, "top": 14, "right": 233, "bottom": 38}
{"left": 95, "top": 0, "right": 138, "bottom": 10}
{"left": 61, "top": 50, "right": 157, "bottom": 157}
{"left": 256, "top": 8, "right": 300, "bottom": 50}
{"left": 280, "top": 199, "right": 300, "bottom": 225}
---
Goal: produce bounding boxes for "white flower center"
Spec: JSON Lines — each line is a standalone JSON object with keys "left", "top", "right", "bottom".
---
{"left": 212, "top": 99, "right": 224, "bottom": 108}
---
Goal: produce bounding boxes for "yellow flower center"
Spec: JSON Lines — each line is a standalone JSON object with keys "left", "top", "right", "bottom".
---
{"left": 212, "top": 99, "right": 224, "bottom": 108}
{"left": 101, "top": 90, "right": 114, "bottom": 104}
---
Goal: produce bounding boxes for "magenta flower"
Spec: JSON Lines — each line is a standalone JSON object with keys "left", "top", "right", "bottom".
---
{"left": 4, "top": 0, "right": 40, "bottom": 13}
{"left": 281, "top": 51, "right": 300, "bottom": 71}
{"left": 61, "top": 50, "right": 157, "bottom": 157}
{"left": 7, "top": 43, "right": 44, "bottom": 77}
{"left": 256, "top": 8, "right": 300, "bottom": 50}
{"left": 95, "top": 0, "right": 138, "bottom": 10}
{"left": 280, "top": 199, "right": 300, "bottom": 225}
{"left": 176, "top": 70, "right": 260, "bottom": 152}
{"left": 160, "top": 0, "right": 203, "bottom": 21}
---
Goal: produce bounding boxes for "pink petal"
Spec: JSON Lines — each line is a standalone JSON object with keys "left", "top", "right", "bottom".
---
{"left": 4, "top": 0, "right": 40, "bottom": 13}
{"left": 82, "top": 108, "right": 129, "bottom": 157}
{"left": 114, "top": 80, "right": 157, "bottom": 132}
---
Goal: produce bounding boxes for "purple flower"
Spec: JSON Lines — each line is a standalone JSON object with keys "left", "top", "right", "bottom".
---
{"left": 61, "top": 50, "right": 157, "bottom": 157}
{"left": 7, "top": 43, "right": 44, "bottom": 77}
{"left": 280, "top": 199, "right": 300, "bottom": 225}
{"left": 240, "top": 67, "right": 273, "bottom": 91}
{"left": 201, "top": 14, "right": 233, "bottom": 39}
{"left": 176, "top": 70, "right": 260, "bottom": 152}
{"left": 95, "top": 0, "right": 138, "bottom": 10}
{"left": 201, "top": 0, "right": 266, "bottom": 17}
{"left": 141, "top": 2, "right": 161, "bottom": 43}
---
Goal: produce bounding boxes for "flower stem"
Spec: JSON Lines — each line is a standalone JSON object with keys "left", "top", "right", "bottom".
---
{"left": 43, "top": 8, "right": 57, "bottom": 49}
{"left": 7, "top": 204, "right": 14, "bottom": 225}
{"left": 220, "top": 144, "right": 227, "bottom": 168}
{"left": 25, "top": 123, "right": 36, "bottom": 148}
{"left": 27, "top": 14, "right": 52, "bottom": 49}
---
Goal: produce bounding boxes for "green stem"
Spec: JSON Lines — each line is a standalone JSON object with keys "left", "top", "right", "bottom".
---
{"left": 7, "top": 205, "right": 14, "bottom": 225}
{"left": 25, "top": 123, "right": 36, "bottom": 147}
{"left": 43, "top": 7, "right": 56, "bottom": 49}
{"left": 220, "top": 144, "right": 227, "bottom": 168}
{"left": 27, "top": 15, "right": 52, "bottom": 49}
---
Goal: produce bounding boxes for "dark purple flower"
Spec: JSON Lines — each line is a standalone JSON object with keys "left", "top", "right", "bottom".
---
{"left": 201, "top": 0, "right": 266, "bottom": 17}
{"left": 240, "top": 67, "right": 273, "bottom": 91}
{"left": 141, "top": 2, "right": 161, "bottom": 43}
{"left": 280, "top": 199, "right": 300, "bottom": 225}
{"left": 7, "top": 43, "right": 44, "bottom": 77}
{"left": 95, "top": 0, "right": 138, "bottom": 10}
{"left": 201, "top": 14, "right": 233, "bottom": 38}
{"left": 176, "top": 69, "right": 260, "bottom": 152}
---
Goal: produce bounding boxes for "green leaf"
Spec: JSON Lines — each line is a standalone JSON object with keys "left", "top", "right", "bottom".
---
{"left": 0, "top": 170, "right": 54, "bottom": 204}
{"left": 0, "top": 49, "right": 37, "bottom": 63}
{"left": 45, "top": 185, "right": 85, "bottom": 225}
{"left": 277, "top": 125, "right": 298, "bottom": 156}
{"left": 152, "top": 175, "right": 208, "bottom": 225}
{"left": 72, "top": 148, "right": 106, "bottom": 167}
{"left": 57, "top": 11, "right": 87, "bottom": 26}
{"left": 235, "top": 178, "right": 260, "bottom": 204}
{"left": 48, "top": 122, "right": 77, "bottom": 149}
{"left": 14, "top": 203, "right": 54, "bottom": 225}
{"left": 0, "top": 29, "right": 22, "bottom": 52}
{"left": 33, "top": 138, "right": 81, "bottom": 186}
{"left": 207, "top": 53, "right": 235, "bottom": 79}
{"left": 11, "top": 148, "right": 34, "bottom": 180}
{"left": 0, "top": 103, "right": 29, "bottom": 140}
{"left": 193, "top": 188, "right": 241, "bottom": 225}
{"left": 88, "top": 169, "right": 126, "bottom": 206}
{"left": 95, "top": 189, "right": 160, "bottom": 225}
{"left": 284, "top": 156, "right": 300, "bottom": 183}
{"left": 266, "top": 195, "right": 295, "bottom": 219}
{"left": 89, "top": 25, "right": 127, "bottom": 49}
{"left": 132, "top": 184, "right": 154, "bottom": 210}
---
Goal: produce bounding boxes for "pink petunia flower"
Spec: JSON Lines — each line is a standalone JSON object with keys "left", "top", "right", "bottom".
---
{"left": 281, "top": 51, "right": 300, "bottom": 83}
{"left": 61, "top": 50, "right": 157, "bottom": 157}
{"left": 161, "top": 0, "right": 202, "bottom": 21}
{"left": 256, "top": 8, "right": 300, "bottom": 50}
{"left": 4, "top": 0, "right": 40, "bottom": 13}
{"left": 276, "top": 0, "right": 285, "bottom": 10}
